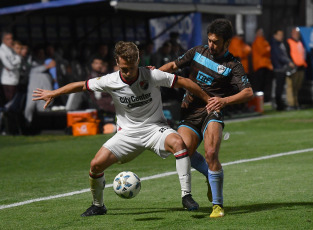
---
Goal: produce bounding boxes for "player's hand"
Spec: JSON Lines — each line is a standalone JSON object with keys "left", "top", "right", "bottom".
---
{"left": 145, "top": 65, "right": 156, "bottom": 70}
{"left": 32, "top": 88, "right": 54, "bottom": 109}
{"left": 206, "top": 97, "right": 227, "bottom": 112}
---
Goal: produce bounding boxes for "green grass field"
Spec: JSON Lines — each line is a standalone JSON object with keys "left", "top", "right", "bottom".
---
{"left": 0, "top": 109, "right": 313, "bottom": 230}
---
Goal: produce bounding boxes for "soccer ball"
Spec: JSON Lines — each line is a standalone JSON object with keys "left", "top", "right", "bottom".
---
{"left": 113, "top": 171, "right": 141, "bottom": 199}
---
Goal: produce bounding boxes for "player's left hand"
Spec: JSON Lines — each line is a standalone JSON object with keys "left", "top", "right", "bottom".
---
{"left": 206, "top": 97, "right": 227, "bottom": 112}
{"left": 145, "top": 65, "right": 156, "bottom": 70}
{"left": 32, "top": 88, "right": 54, "bottom": 109}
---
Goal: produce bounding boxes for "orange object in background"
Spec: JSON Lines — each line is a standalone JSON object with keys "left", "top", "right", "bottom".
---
{"left": 247, "top": 91, "right": 264, "bottom": 113}
{"left": 67, "top": 109, "right": 98, "bottom": 127}
{"left": 67, "top": 109, "right": 100, "bottom": 136}
{"left": 72, "top": 121, "right": 100, "bottom": 136}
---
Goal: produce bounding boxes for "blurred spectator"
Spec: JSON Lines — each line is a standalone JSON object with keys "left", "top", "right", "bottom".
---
{"left": 229, "top": 31, "right": 251, "bottom": 74}
{"left": 151, "top": 41, "right": 183, "bottom": 102}
{"left": 0, "top": 31, "right": 21, "bottom": 103}
{"left": 12, "top": 40, "right": 22, "bottom": 55}
{"left": 87, "top": 56, "right": 115, "bottom": 115}
{"left": 65, "top": 44, "right": 86, "bottom": 82}
{"left": 19, "top": 44, "right": 32, "bottom": 93}
{"left": 286, "top": 27, "right": 307, "bottom": 110}
{"left": 47, "top": 44, "right": 71, "bottom": 106}
{"left": 88, "top": 43, "right": 113, "bottom": 71}
{"left": 151, "top": 41, "right": 172, "bottom": 68}
{"left": 24, "top": 46, "right": 56, "bottom": 125}
{"left": 66, "top": 56, "right": 114, "bottom": 114}
{"left": 45, "top": 44, "right": 58, "bottom": 90}
{"left": 167, "top": 32, "right": 185, "bottom": 59}
{"left": 138, "top": 41, "right": 154, "bottom": 67}
{"left": 252, "top": 28, "right": 274, "bottom": 102}
{"left": 143, "top": 40, "right": 155, "bottom": 66}
{"left": 46, "top": 44, "right": 71, "bottom": 88}
{"left": 270, "top": 29, "right": 295, "bottom": 111}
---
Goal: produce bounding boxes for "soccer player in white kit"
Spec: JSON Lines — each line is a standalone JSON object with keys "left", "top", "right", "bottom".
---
{"left": 32, "top": 41, "right": 210, "bottom": 217}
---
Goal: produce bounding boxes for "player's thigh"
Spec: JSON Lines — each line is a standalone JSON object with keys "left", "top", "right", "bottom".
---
{"left": 177, "top": 126, "right": 200, "bottom": 155}
{"left": 203, "top": 121, "right": 223, "bottom": 154}
{"left": 103, "top": 132, "right": 145, "bottom": 164}
{"left": 91, "top": 146, "right": 119, "bottom": 172}
{"left": 151, "top": 128, "right": 180, "bottom": 158}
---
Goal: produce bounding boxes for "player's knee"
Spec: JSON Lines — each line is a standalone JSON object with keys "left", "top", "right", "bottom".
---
{"left": 172, "top": 135, "right": 186, "bottom": 151}
{"left": 90, "top": 158, "right": 103, "bottom": 174}
{"left": 205, "top": 147, "right": 218, "bottom": 161}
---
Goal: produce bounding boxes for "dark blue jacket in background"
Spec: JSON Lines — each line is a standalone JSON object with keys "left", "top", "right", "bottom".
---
{"left": 270, "top": 38, "right": 292, "bottom": 72}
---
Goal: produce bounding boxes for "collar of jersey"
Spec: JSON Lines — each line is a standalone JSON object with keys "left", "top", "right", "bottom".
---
{"left": 212, "top": 50, "right": 230, "bottom": 61}
{"left": 119, "top": 71, "right": 139, "bottom": 85}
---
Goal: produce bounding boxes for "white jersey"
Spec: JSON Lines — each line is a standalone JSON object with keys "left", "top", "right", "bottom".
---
{"left": 87, "top": 67, "right": 177, "bottom": 134}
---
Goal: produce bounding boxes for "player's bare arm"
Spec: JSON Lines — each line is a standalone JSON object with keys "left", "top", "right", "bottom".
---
{"left": 159, "top": 61, "right": 179, "bottom": 73}
{"left": 174, "top": 76, "right": 210, "bottom": 103}
{"left": 206, "top": 87, "right": 253, "bottom": 112}
{"left": 32, "top": 81, "right": 87, "bottom": 109}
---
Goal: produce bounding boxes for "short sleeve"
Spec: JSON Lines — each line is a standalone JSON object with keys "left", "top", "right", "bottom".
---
{"left": 230, "top": 64, "right": 251, "bottom": 91}
{"left": 86, "top": 75, "right": 109, "bottom": 92}
{"left": 151, "top": 69, "right": 177, "bottom": 88}
{"left": 174, "top": 46, "right": 197, "bottom": 69}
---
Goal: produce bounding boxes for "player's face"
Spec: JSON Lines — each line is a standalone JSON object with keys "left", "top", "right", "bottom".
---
{"left": 117, "top": 57, "right": 139, "bottom": 82}
{"left": 208, "top": 33, "right": 229, "bottom": 58}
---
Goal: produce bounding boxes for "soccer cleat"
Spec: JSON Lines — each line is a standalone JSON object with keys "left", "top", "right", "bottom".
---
{"left": 206, "top": 178, "right": 212, "bottom": 202}
{"left": 210, "top": 205, "right": 224, "bottom": 218}
{"left": 81, "top": 204, "right": 107, "bottom": 217}
{"left": 182, "top": 194, "right": 199, "bottom": 211}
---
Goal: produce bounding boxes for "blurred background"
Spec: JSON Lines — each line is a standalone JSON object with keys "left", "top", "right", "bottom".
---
{"left": 0, "top": 0, "right": 312, "bottom": 135}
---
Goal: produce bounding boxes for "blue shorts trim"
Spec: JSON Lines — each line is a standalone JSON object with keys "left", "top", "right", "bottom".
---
{"left": 202, "top": 119, "right": 224, "bottom": 137}
{"left": 178, "top": 124, "right": 202, "bottom": 145}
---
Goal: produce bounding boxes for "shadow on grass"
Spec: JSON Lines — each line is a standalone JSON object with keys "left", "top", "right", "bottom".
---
{"left": 225, "top": 202, "right": 313, "bottom": 215}
{"left": 107, "top": 201, "right": 313, "bottom": 220}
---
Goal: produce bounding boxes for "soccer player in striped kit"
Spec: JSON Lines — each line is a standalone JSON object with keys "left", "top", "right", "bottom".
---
{"left": 159, "top": 19, "right": 254, "bottom": 217}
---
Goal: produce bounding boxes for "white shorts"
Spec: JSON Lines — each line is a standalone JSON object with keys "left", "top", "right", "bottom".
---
{"left": 103, "top": 124, "right": 177, "bottom": 163}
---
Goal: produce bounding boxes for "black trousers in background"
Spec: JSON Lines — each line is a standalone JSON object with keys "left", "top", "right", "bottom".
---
{"left": 274, "top": 72, "right": 286, "bottom": 110}
{"left": 252, "top": 68, "right": 274, "bottom": 102}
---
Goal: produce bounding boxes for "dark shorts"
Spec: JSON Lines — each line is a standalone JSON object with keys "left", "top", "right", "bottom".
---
{"left": 178, "top": 107, "right": 224, "bottom": 142}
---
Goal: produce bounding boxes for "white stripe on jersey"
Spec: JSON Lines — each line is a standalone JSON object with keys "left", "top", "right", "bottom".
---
{"left": 87, "top": 68, "right": 177, "bottom": 133}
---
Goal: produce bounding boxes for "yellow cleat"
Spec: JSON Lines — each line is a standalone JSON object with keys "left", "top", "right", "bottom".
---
{"left": 210, "top": 205, "right": 224, "bottom": 218}
{"left": 206, "top": 179, "right": 212, "bottom": 202}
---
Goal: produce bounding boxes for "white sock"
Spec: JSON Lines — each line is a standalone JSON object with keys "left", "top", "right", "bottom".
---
{"left": 174, "top": 149, "right": 191, "bottom": 197}
{"left": 89, "top": 171, "right": 105, "bottom": 207}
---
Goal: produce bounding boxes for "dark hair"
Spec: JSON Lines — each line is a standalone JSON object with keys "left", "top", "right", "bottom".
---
{"left": 1, "top": 30, "right": 12, "bottom": 41}
{"left": 272, "top": 28, "right": 283, "bottom": 35}
{"left": 207, "top": 18, "right": 233, "bottom": 42}
{"left": 114, "top": 41, "right": 139, "bottom": 64}
{"left": 92, "top": 55, "right": 103, "bottom": 62}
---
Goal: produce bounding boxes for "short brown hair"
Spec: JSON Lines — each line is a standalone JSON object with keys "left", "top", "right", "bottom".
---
{"left": 114, "top": 41, "right": 139, "bottom": 64}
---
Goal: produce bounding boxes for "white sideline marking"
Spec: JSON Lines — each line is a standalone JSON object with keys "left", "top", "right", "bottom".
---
{"left": 1, "top": 148, "right": 312, "bottom": 210}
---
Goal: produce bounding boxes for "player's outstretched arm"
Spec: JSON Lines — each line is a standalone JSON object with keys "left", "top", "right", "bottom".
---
{"left": 159, "top": 61, "right": 179, "bottom": 73}
{"left": 174, "top": 76, "right": 210, "bottom": 103}
{"left": 32, "top": 81, "right": 87, "bottom": 109}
